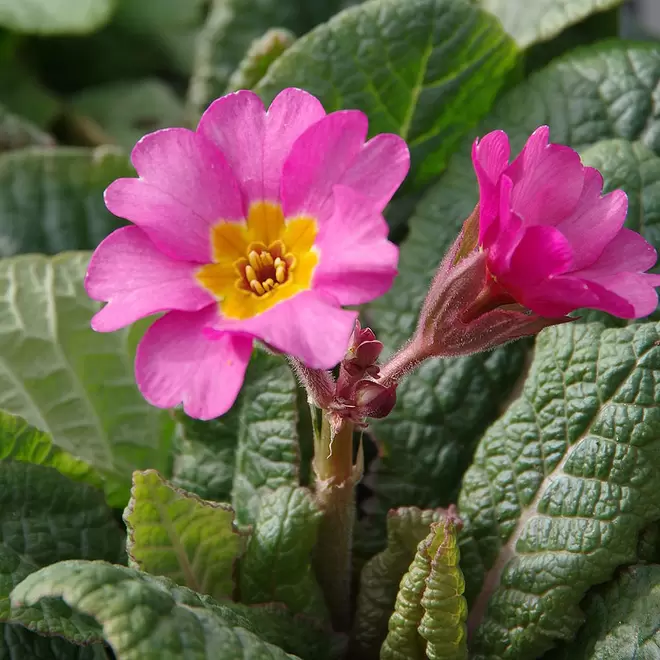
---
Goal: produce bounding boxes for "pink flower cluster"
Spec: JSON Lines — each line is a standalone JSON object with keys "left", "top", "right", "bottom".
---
{"left": 86, "top": 87, "right": 660, "bottom": 422}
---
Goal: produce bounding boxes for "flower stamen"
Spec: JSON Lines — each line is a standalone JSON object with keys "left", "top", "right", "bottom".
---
{"left": 237, "top": 240, "right": 295, "bottom": 297}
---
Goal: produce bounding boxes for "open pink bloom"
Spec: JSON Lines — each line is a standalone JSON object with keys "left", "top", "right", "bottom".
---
{"left": 472, "top": 125, "right": 660, "bottom": 318}
{"left": 85, "top": 88, "right": 409, "bottom": 419}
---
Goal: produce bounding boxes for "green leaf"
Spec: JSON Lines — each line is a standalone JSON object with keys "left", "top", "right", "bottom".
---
{"left": 547, "top": 565, "right": 660, "bottom": 660}
{"left": 0, "top": 147, "right": 132, "bottom": 256}
{"left": 231, "top": 350, "right": 299, "bottom": 525}
{"left": 0, "top": 253, "right": 172, "bottom": 502}
{"left": 0, "top": 461, "right": 123, "bottom": 638}
{"left": 171, "top": 410, "right": 240, "bottom": 503}
{"left": 227, "top": 29, "right": 296, "bottom": 92}
{"left": 0, "top": 105, "right": 52, "bottom": 152}
{"left": 0, "top": 0, "right": 115, "bottom": 35}
{"left": 480, "top": 0, "right": 623, "bottom": 48}
{"left": 240, "top": 486, "right": 327, "bottom": 619}
{"left": 381, "top": 517, "right": 467, "bottom": 660}
{"left": 351, "top": 507, "right": 453, "bottom": 660}
{"left": 637, "top": 523, "right": 660, "bottom": 564}
{"left": 0, "top": 623, "right": 106, "bottom": 660}
{"left": 71, "top": 79, "right": 184, "bottom": 150}
{"left": 124, "top": 470, "right": 246, "bottom": 601}
{"left": 0, "top": 410, "right": 103, "bottom": 491}
{"left": 459, "top": 321, "right": 660, "bottom": 659}
{"left": 255, "top": 0, "right": 518, "bottom": 187}
{"left": 11, "top": 561, "right": 302, "bottom": 659}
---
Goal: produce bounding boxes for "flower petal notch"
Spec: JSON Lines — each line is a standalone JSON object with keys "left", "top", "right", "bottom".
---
{"left": 86, "top": 88, "right": 410, "bottom": 418}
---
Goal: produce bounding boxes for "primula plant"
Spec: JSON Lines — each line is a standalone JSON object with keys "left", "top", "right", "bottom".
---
{"left": 3, "top": 0, "right": 660, "bottom": 659}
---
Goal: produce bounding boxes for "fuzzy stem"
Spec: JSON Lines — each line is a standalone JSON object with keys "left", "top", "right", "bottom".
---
{"left": 378, "top": 341, "right": 428, "bottom": 387}
{"left": 287, "top": 356, "right": 335, "bottom": 408}
{"left": 313, "top": 415, "right": 357, "bottom": 632}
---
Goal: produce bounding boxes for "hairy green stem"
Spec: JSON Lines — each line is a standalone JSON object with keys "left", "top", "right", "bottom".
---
{"left": 313, "top": 415, "right": 358, "bottom": 632}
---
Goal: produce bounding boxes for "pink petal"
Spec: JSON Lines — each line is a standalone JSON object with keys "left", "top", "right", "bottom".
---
{"left": 521, "top": 276, "right": 600, "bottom": 318}
{"left": 135, "top": 307, "right": 253, "bottom": 420}
{"left": 105, "top": 128, "right": 244, "bottom": 262}
{"left": 86, "top": 226, "right": 214, "bottom": 332}
{"left": 472, "top": 130, "right": 511, "bottom": 245}
{"left": 573, "top": 227, "right": 657, "bottom": 277}
{"left": 505, "top": 125, "right": 550, "bottom": 184}
{"left": 508, "top": 225, "right": 573, "bottom": 286}
{"left": 198, "top": 88, "right": 326, "bottom": 205}
{"left": 582, "top": 272, "right": 660, "bottom": 319}
{"left": 213, "top": 291, "right": 357, "bottom": 369}
{"left": 339, "top": 133, "right": 410, "bottom": 212}
{"left": 281, "top": 110, "right": 369, "bottom": 219}
{"left": 509, "top": 142, "right": 584, "bottom": 227}
{"left": 486, "top": 175, "right": 523, "bottom": 271}
{"left": 555, "top": 170, "right": 627, "bottom": 270}
{"left": 313, "top": 186, "right": 399, "bottom": 304}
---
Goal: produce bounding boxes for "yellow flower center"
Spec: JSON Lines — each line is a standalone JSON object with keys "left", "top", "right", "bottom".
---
{"left": 195, "top": 201, "right": 318, "bottom": 319}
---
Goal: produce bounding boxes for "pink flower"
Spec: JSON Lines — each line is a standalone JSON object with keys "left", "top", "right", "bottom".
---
{"left": 85, "top": 88, "right": 409, "bottom": 419}
{"left": 472, "top": 125, "right": 660, "bottom": 319}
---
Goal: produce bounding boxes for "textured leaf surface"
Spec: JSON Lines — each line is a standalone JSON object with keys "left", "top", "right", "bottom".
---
{"left": 0, "top": 105, "right": 52, "bottom": 152}
{"left": 231, "top": 350, "right": 299, "bottom": 525}
{"left": 548, "top": 565, "right": 660, "bottom": 660}
{"left": 227, "top": 29, "right": 295, "bottom": 92}
{"left": 0, "top": 0, "right": 114, "bottom": 34}
{"left": 0, "top": 461, "right": 122, "bottom": 640}
{"left": 459, "top": 321, "right": 660, "bottom": 659}
{"left": 187, "top": 0, "right": 358, "bottom": 118}
{"left": 172, "top": 409, "right": 240, "bottom": 503}
{"left": 0, "top": 410, "right": 103, "bottom": 491}
{"left": 351, "top": 507, "right": 450, "bottom": 659}
{"left": 72, "top": 79, "right": 184, "bottom": 150}
{"left": 0, "top": 147, "right": 131, "bottom": 257}
{"left": 241, "top": 486, "right": 326, "bottom": 619}
{"left": 125, "top": 470, "right": 245, "bottom": 600}
{"left": 0, "top": 253, "right": 171, "bottom": 500}
{"left": 256, "top": 0, "right": 518, "bottom": 186}
{"left": 381, "top": 517, "right": 466, "bottom": 660}
{"left": 0, "top": 623, "right": 105, "bottom": 660}
{"left": 480, "top": 0, "right": 623, "bottom": 48}
{"left": 12, "top": 561, "right": 301, "bottom": 659}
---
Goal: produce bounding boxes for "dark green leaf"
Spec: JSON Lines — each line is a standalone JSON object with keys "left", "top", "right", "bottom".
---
{"left": 548, "top": 565, "right": 660, "bottom": 660}
{"left": 0, "top": 104, "right": 52, "bottom": 152}
{"left": 480, "top": 0, "right": 623, "bottom": 48}
{"left": 124, "top": 470, "right": 246, "bottom": 600}
{"left": 240, "top": 486, "right": 327, "bottom": 619}
{"left": 0, "top": 147, "right": 131, "bottom": 256}
{"left": 0, "top": 0, "right": 115, "bottom": 34}
{"left": 12, "top": 561, "right": 307, "bottom": 659}
{"left": 231, "top": 350, "right": 299, "bottom": 525}
{"left": 460, "top": 321, "right": 660, "bottom": 659}
{"left": 0, "top": 623, "right": 105, "bottom": 660}
{"left": 256, "top": 0, "right": 518, "bottom": 187}
{"left": 0, "top": 461, "right": 122, "bottom": 640}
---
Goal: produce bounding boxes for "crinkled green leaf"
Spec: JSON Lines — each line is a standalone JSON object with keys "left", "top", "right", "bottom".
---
{"left": 0, "top": 410, "right": 103, "bottom": 491}
{"left": 0, "top": 105, "right": 52, "bottom": 152}
{"left": 459, "top": 321, "right": 660, "bottom": 659}
{"left": 637, "top": 523, "right": 660, "bottom": 564}
{"left": 0, "top": 253, "right": 172, "bottom": 504}
{"left": 0, "top": 147, "right": 131, "bottom": 256}
{"left": 187, "top": 0, "right": 358, "bottom": 119}
{"left": 231, "top": 350, "right": 299, "bottom": 525}
{"left": 171, "top": 409, "right": 240, "bottom": 503}
{"left": 241, "top": 486, "right": 327, "bottom": 619}
{"left": 480, "top": 0, "right": 623, "bottom": 48}
{"left": 227, "top": 29, "right": 295, "bottom": 92}
{"left": 12, "top": 561, "right": 304, "bottom": 659}
{"left": 351, "top": 507, "right": 451, "bottom": 660}
{"left": 381, "top": 517, "right": 466, "bottom": 660}
{"left": 0, "top": 0, "right": 115, "bottom": 34}
{"left": 256, "top": 0, "right": 518, "bottom": 187}
{"left": 0, "top": 461, "right": 122, "bottom": 641}
{"left": 0, "top": 623, "right": 106, "bottom": 660}
{"left": 124, "top": 470, "right": 246, "bottom": 600}
{"left": 72, "top": 79, "right": 184, "bottom": 150}
{"left": 548, "top": 565, "right": 660, "bottom": 660}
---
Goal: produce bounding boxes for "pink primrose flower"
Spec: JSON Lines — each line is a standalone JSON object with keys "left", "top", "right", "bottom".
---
{"left": 472, "top": 125, "right": 660, "bottom": 319}
{"left": 85, "top": 88, "right": 409, "bottom": 419}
